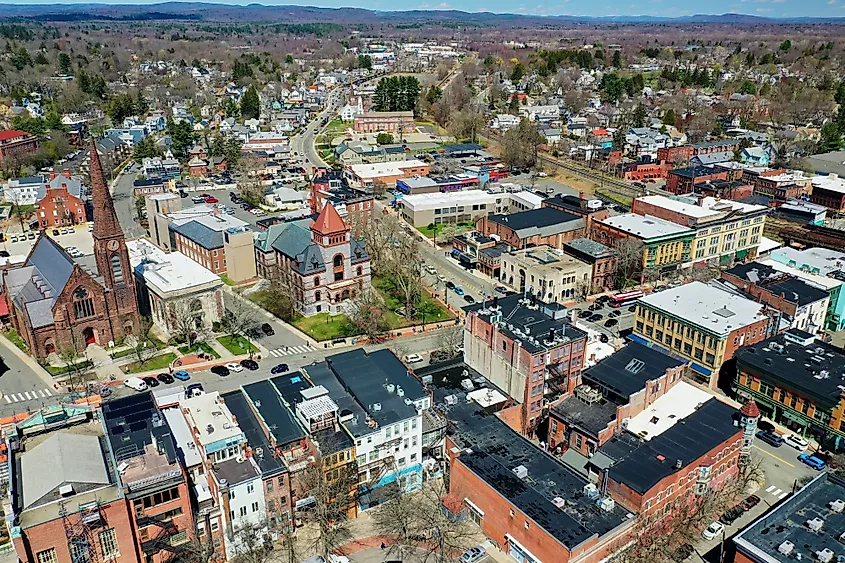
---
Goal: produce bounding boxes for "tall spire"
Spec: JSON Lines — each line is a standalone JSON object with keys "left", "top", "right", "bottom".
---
{"left": 89, "top": 137, "right": 120, "bottom": 240}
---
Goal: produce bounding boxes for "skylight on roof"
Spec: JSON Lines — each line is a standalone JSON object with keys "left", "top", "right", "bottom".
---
{"left": 712, "top": 307, "right": 735, "bottom": 318}
{"left": 625, "top": 359, "right": 645, "bottom": 374}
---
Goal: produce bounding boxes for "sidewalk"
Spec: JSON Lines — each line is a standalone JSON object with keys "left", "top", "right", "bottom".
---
{"left": 222, "top": 285, "right": 320, "bottom": 348}
{"left": 0, "top": 335, "right": 56, "bottom": 389}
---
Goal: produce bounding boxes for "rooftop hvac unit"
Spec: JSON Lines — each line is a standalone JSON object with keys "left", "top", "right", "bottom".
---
{"left": 817, "top": 548, "right": 835, "bottom": 563}
{"left": 445, "top": 395, "right": 458, "bottom": 405}
{"left": 830, "top": 499, "right": 845, "bottom": 513}
{"left": 807, "top": 517, "right": 825, "bottom": 532}
{"left": 552, "top": 497, "right": 566, "bottom": 508}
{"left": 461, "top": 379, "right": 474, "bottom": 391}
{"left": 583, "top": 483, "right": 599, "bottom": 498}
{"left": 599, "top": 497, "right": 616, "bottom": 512}
{"left": 778, "top": 541, "right": 794, "bottom": 556}
{"left": 396, "top": 387, "right": 405, "bottom": 397}
{"left": 385, "top": 383, "right": 396, "bottom": 394}
{"left": 512, "top": 465, "right": 528, "bottom": 479}
{"left": 372, "top": 403, "right": 382, "bottom": 412}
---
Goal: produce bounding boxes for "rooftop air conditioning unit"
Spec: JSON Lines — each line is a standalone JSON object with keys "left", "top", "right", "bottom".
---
{"left": 778, "top": 541, "right": 794, "bottom": 556}
{"left": 552, "top": 497, "right": 566, "bottom": 508}
{"left": 817, "top": 548, "right": 835, "bottom": 563}
{"left": 807, "top": 517, "right": 825, "bottom": 532}
{"left": 599, "top": 497, "right": 616, "bottom": 512}
{"left": 583, "top": 483, "right": 599, "bottom": 498}
{"left": 830, "top": 499, "right": 845, "bottom": 513}
{"left": 512, "top": 465, "right": 528, "bottom": 479}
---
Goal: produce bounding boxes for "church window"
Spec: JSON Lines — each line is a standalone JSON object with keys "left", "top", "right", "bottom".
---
{"left": 73, "top": 287, "right": 95, "bottom": 319}
{"left": 356, "top": 266, "right": 363, "bottom": 276}
{"left": 110, "top": 254, "right": 124, "bottom": 285}
{"left": 333, "top": 254, "right": 343, "bottom": 267}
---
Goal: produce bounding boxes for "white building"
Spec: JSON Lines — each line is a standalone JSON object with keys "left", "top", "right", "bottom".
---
{"left": 127, "top": 238, "right": 224, "bottom": 337}
{"left": 490, "top": 114, "right": 520, "bottom": 131}
{"left": 397, "top": 189, "right": 543, "bottom": 227}
{"left": 3, "top": 176, "right": 44, "bottom": 206}
{"left": 340, "top": 96, "right": 364, "bottom": 122}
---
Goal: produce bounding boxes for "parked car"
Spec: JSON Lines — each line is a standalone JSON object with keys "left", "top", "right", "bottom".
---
{"left": 815, "top": 451, "right": 839, "bottom": 469}
{"left": 591, "top": 313, "right": 604, "bottom": 322}
{"left": 719, "top": 506, "right": 744, "bottom": 525}
{"left": 261, "top": 323, "right": 275, "bottom": 336}
{"left": 211, "top": 365, "right": 230, "bottom": 377}
{"left": 740, "top": 495, "right": 761, "bottom": 511}
{"left": 784, "top": 434, "right": 809, "bottom": 451}
{"left": 701, "top": 521, "right": 724, "bottom": 540}
{"left": 463, "top": 295, "right": 475, "bottom": 304}
{"left": 271, "top": 363, "right": 289, "bottom": 374}
{"left": 225, "top": 362, "right": 243, "bottom": 372}
{"left": 604, "top": 319, "right": 619, "bottom": 328}
{"left": 454, "top": 286, "right": 465, "bottom": 295}
{"left": 157, "top": 373, "right": 174, "bottom": 384}
{"left": 756, "top": 430, "right": 784, "bottom": 447}
{"left": 600, "top": 333, "right": 610, "bottom": 344}
{"left": 798, "top": 453, "right": 827, "bottom": 470}
{"left": 404, "top": 354, "right": 424, "bottom": 364}
{"left": 495, "top": 285, "right": 508, "bottom": 294}
{"left": 445, "top": 281, "right": 456, "bottom": 290}
{"left": 173, "top": 370, "right": 191, "bottom": 381}
{"left": 52, "top": 229, "right": 60, "bottom": 236}
{"left": 142, "top": 376, "right": 160, "bottom": 388}
{"left": 124, "top": 377, "right": 148, "bottom": 392}
{"left": 608, "top": 310, "right": 621, "bottom": 318}
{"left": 240, "top": 359, "right": 259, "bottom": 370}
{"left": 460, "top": 546, "right": 487, "bottom": 563}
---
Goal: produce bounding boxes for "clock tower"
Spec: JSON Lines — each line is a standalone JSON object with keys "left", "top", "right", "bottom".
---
{"left": 89, "top": 137, "right": 140, "bottom": 338}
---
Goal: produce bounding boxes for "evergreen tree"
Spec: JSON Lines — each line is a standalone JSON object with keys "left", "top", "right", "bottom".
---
{"left": 240, "top": 86, "right": 260, "bottom": 120}
{"left": 511, "top": 62, "right": 526, "bottom": 83}
{"left": 611, "top": 50, "right": 622, "bottom": 69}
{"left": 818, "top": 122, "right": 843, "bottom": 153}
{"left": 58, "top": 52, "right": 71, "bottom": 75}
{"left": 632, "top": 104, "right": 647, "bottom": 128}
{"left": 662, "top": 108, "right": 676, "bottom": 126}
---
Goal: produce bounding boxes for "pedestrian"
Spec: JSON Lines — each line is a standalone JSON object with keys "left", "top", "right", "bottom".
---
{"left": 380, "top": 543, "right": 386, "bottom": 550}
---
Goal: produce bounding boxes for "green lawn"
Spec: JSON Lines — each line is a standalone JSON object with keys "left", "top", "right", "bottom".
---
{"left": 123, "top": 352, "right": 177, "bottom": 374}
{"left": 219, "top": 274, "right": 238, "bottom": 287}
{"left": 2, "top": 328, "right": 28, "bottom": 354}
{"left": 178, "top": 342, "right": 220, "bottom": 358}
{"left": 292, "top": 314, "right": 356, "bottom": 341}
{"left": 416, "top": 222, "right": 474, "bottom": 238}
{"left": 596, "top": 189, "right": 633, "bottom": 209}
{"left": 217, "top": 335, "right": 258, "bottom": 355}
{"left": 45, "top": 360, "right": 93, "bottom": 376}
{"left": 372, "top": 275, "right": 455, "bottom": 328}
{"left": 109, "top": 347, "right": 136, "bottom": 360}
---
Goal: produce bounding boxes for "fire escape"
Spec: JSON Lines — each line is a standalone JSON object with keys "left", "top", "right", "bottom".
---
{"left": 138, "top": 510, "right": 188, "bottom": 562}
{"left": 60, "top": 501, "right": 105, "bottom": 563}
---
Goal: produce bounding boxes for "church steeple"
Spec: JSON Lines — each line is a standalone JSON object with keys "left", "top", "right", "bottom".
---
{"left": 89, "top": 137, "right": 121, "bottom": 241}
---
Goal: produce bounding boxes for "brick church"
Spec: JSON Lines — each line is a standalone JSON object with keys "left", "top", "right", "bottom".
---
{"left": 2, "top": 138, "right": 140, "bottom": 359}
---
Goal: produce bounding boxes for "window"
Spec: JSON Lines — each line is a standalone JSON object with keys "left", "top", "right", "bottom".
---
{"left": 110, "top": 254, "right": 124, "bottom": 285}
{"left": 247, "top": 484, "right": 254, "bottom": 494}
{"left": 334, "top": 271, "right": 343, "bottom": 282}
{"left": 37, "top": 549, "right": 58, "bottom": 563}
{"left": 252, "top": 502, "right": 259, "bottom": 513}
{"left": 240, "top": 507, "right": 247, "bottom": 517}
{"left": 356, "top": 266, "right": 363, "bottom": 276}
{"left": 333, "top": 254, "right": 343, "bottom": 267}
{"left": 99, "top": 529, "right": 119, "bottom": 559}
{"left": 73, "top": 286, "right": 95, "bottom": 319}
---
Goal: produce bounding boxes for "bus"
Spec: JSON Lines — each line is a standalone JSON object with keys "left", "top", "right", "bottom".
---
{"left": 609, "top": 290, "right": 644, "bottom": 308}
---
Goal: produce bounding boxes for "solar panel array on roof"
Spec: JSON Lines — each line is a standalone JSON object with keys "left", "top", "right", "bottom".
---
{"left": 102, "top": 392, "right": 177, "bottom": 464}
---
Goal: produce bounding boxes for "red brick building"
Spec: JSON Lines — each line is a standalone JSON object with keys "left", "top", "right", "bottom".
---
{"left": 463, "top": 294, "right": 588, "bottom": 434}
{"left": 657, "top": 145, "right": 694, "bottom": 165}
{"left": 747, "top": 169, "right": 812, "bottom": 201}
{"left": 35, "top": 171, "right": 86, "bottom": 228}
{"left": 547, "top": 343, "right": 687, "bottom": 457}
{"left": 561, "top": 238, "right": 617, "bottom": 292}
{"left": 476, "top": 207, "right": 587, "bottom": 251}
{"left": 353, "top": 111, "right": 415, "bottom": 133}
{"left": 809, "top": 175, "right": 845, "bottom": 212}
{"left": 620, "top": 160, "right": 670, "bottom": 181}
{"left": 2, "top": 138, "right": 140, "bottom": 359}
{"left": 665, "top": 166, "right": 728, "bottom": 195}
{"left": 0, "top": 130, "right": 39, "bottom": 162}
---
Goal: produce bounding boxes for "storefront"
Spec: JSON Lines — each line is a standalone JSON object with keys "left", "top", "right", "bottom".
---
{"left": 505, "top": 534, "right": 542, "bottom": 563}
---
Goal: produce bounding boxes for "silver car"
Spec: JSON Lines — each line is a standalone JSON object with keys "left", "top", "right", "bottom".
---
{"left": 460, "top": 546, "right": 486, "bottom": 563}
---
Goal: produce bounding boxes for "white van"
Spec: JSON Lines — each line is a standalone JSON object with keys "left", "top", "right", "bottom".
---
{"left": 124, "top": 377, "right": 148, "bottom": 392}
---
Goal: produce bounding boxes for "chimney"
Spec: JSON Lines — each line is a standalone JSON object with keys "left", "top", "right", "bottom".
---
{"left": 590, "top": 353, "right": 596, "bottom": 363}
{"left": 579, "top": 191, "right": 586, "bottom": 200}
{"left": 48, "top": 171, "right": 57, "bottom": 181}
{"left": 62, "top": 169, "right": 71, "bottom": 179}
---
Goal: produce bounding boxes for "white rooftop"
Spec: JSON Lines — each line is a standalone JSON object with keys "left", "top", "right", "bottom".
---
{"left": 467, "top": 387, "right": 508, "bottom": 408}
{"left": 637, "top": 195, "right": 767, "bottom": 220}
{"left": 349, "top": 159, "right": 427, "bottom": 179}
{"left": 757, "top": 236, "right": 782, "bottom": 255}
{"left": 128, "top": 239, "right": 221, "bottom": 295}
{"left": 162, "top": 407, "right": 203, "bottom": 468}
{"left": 639, "top": 281, "right": 768, "bottom": 336}
{"left": 812, "top": 174, "right": 845, "bottom": 194}
{"left": 625, "top": 382, "right": 713, "bottom": 440}
{"left": 399, "top": 190, "right": 497, "bottom": 210}
{"left": 769, "top": 246, "right": 845, "bottom": 276}
{"left": 762, "top": 171, "right": 810, "bottom": 184}
{"left": 599, "top": 213, "right": 694, "bottom": 240}
{"left": 761, "top": 259, "right": 843, "bottom": 291}
{"left": 181, "top": 392, "right": 244, "bottom": 447}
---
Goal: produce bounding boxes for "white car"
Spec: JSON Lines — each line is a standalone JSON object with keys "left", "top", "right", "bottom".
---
{"left": 425, "top": 265, "right": 437, "bottom": 274}
{"left": 404, "top": 353, "right": 424, "bottom": 364}
{"left": 225, "top": 362, "right": 244, "bottom": 372}
{"left": 460, "top": 546, "right": 487, "bottom": 563}
{"left": 701, "top": 521, "right": 724, "bottom": 540}
{"left": 124, "top": 377, "right": 148, "bottom": 392}
{"left": 783, "top": 434, "right": 809, "bottom": 451}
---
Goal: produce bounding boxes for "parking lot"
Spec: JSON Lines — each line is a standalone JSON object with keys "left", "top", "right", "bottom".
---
{"left": 567, "top": 295, "right": 638, "bottom": 337}
{"left": 1, "top": 224, "right": 94, "bottom": 259}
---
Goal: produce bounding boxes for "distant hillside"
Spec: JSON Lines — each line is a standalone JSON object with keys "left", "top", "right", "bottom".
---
{"left": 0, "top": 2, "right": 842, "bottom": 24}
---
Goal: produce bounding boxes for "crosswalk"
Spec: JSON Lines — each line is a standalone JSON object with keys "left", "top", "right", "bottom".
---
{"left": 268, "top": 344, "right": 315, "bottom": 357}
{"left": 4, "top": 389, "right": 53, "bottom": 403}
{"left": 764, "top": 484, "right": 789, "bottom": 500}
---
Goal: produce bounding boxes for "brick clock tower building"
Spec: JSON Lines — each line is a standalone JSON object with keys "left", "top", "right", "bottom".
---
{"left": 2, "top": 138, "right": 140, "bottom": 359}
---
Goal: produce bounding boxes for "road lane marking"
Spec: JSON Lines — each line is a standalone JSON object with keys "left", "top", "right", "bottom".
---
{"left": 765, "top": 485, "right": 776, "bottom": 493}
{"left": 23, "top": 392, "right": 31, "bottom": 400}
{"left": 753, "top": 445, "right": 795, "bottom": 468}
{"left": 43, "top": 388, "right": 51, "bottom": 396}
{"left": 772, "top": 488, "right": 782, "bottom": 496}
{"left": 779, "top": 492, "right": 789, "bottom": 499}
{"left": 3, "top": 396, "right": 9, "bottom": 404}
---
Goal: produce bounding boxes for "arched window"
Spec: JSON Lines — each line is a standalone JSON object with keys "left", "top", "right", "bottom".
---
{"left": 110, "top": 254, "right": 124, "bottom": 285}
{"left": 315, "top": 291, "right": 322, "bottom": 302}
{"left": 333, "top": 254, "right": 344, "bottom": 267}
{"left": 356, "top": 266, "right": 363, "bottom": 276}
{"left": 313, "top": 276, "right": 320, "bottom": 287}
{"left": 73, "top": 286, "right": 95, "bottom": 319}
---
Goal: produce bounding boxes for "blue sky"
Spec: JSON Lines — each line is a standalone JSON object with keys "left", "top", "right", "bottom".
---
{"left": 7, "top": 0, "right": 842, "bottom": 18}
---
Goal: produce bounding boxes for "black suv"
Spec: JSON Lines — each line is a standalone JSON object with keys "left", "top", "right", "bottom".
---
{"left": 756, "top": 430, "right": 784, "bottom": 447}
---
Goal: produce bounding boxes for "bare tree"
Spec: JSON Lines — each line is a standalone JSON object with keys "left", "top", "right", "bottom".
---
{"left": 6, "top": 188, "right": 31, "bottom": 232}
{"left": 237, "top": 155, "right": 266, "bottom": 206}
{"left": 170, "top": 300, "right": 209, "bottom": 349}
{"left": 435, "top": 225, "right": 459, "bottom": 245}
{"left": 574, "top": 277, "right": 592, "bottom": 301}
{"left": 230, "top": 522, "right": 273, "bottom": 563}
{"left": 126, "top": 317, "right": 157, "bottom": 366}
{"left": 435, "top": 325, "right": 464, "bottom": 359}
{"left": 348, "top": 288, "right": 390, "bottom": 341}
{"left": 300, "top": 455, "right": 357, "bottom": 560}
{"left": 612, "top": 238, "right": 645, "bottom": 289}
{"left": 222, "top": 295, "right": 260, "bottom": 342}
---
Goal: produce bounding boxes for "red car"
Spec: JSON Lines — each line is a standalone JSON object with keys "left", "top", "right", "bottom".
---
{"left": 205, "top": 197, "right": 219, "bottom": 204}
{"left": 200, "top": 193, "right": 212, "bottom": 199}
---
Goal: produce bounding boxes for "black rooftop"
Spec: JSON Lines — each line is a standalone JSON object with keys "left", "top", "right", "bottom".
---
{"left": 313, "top": 427, "right": 355, "bottom": 456}
{"left": 550, "top": 396, "right": 618, "bottom": 438}
{"left": 324, "top": 349, "right": 426, "bottom": 427}
{"left": 734, "top": 472, "right": 845, "bottom": 563}
{"left": 582, "top": 342, "right": 687, "bottom": 401}
{"left": 242, "top": 380, "right": 307, "bottom": 447}
{"left": 486, "top": 207, "right": 583, "bottom": 233}
{"left": 102, "top": 392, "right": 177, "bottom": 465}
{"left": 670, "top": 165, "right": 718, "bottom": 179}
{"left": 464, "top": 293, "right": 587, "bottom": 354}
{"left": 422, "top": 362, "right": 630, "bottom": 549}
{"left": 736, "top": 330, "right": 845, "bottom": 408}
{"left": 302, "top": 363, "right": 370, "bottom": 438}
{"left": 725, "top": 262, "right": 830, "bottom": 306}
{"left": 562, "top": 238, "right": 615, "bottom": 259}
{"left": 222, "top": 390, "right": 285, "bottom": 477}
{"left": 606, "top": 399, "right": 740, "bottom": 495}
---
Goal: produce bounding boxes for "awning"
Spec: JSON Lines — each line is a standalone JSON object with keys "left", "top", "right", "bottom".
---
{"left": 690, "top": 362, "right": 712, "bottom": 376}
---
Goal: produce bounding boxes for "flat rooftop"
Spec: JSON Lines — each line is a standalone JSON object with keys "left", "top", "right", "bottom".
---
{"left": 735, "top": 329, "right": 845, "bottom": 409}
{"left": 399, "top": 190, "right": 497, "bottom": 209}
{"left": 563, "top": 238, "right": 614, "bottom": 259}
{"left": 551, "top": 395, "right": 617, "bottom": 437}
{"left": 624, "top": 381, "right": 714, "bottom": 440}
{"left": 812, "top": 174, "right": 845, "bottom": 194}
{"left": 582, "top": 342, "right": 687, "bottom": 400}
{"left": 223, "top": 390, "right": 286, "bottom": 477}
{"left": 734, "top": 472, "right": 845, "bottom": 563}
{"left": 128, "top": 239, "right": 221, "bottom": 293}
{"left": 181, "top": 392, "right": 244, "bottom": 448}
{"left": 598, "top": 213, "right": 694, "bottom": 241}
{"left": 608, "top": 398, "right": 740, "bottom": 495}
{"left": 486, "top": 207, "right": 584, "bottom": 237}
{"left": 242, "top": 380, "right": 306, "bottom": 447}
{"left": 769, "top": 247, "right": 845, "bottom": 276}
{"left": 638, "top": 281, "right": 768, "bottom": 337}
{"left": 423, "top": 362, "right": 631, "bottom": 550}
